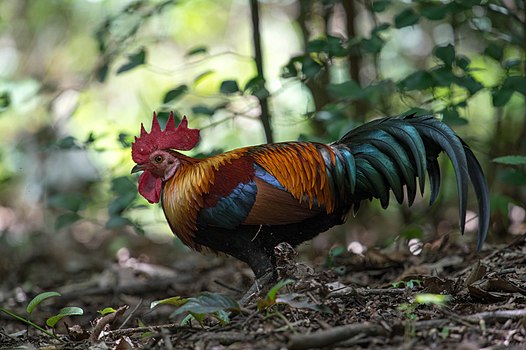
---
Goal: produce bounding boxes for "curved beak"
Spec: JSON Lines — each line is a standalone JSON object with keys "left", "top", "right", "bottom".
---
{"left": 131, "top": 164, "right": 145, "bottom": 174}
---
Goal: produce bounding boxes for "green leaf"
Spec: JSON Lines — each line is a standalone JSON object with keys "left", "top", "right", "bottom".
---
{"left": 152, "top": 112, "right": 172, "bottom": 127}
{"left": 0, "top": 91, "right": 10, "bottom": 111}
{"left": 430, "top": 66, "right": 456, "bottom": 87}
{"left": 503, "top": 59, "right": 521, "bottom": 69}
{"left": 420, "top": 5, "right": 448, "bottom": 20}
{"left": 191, "top": 104, "right": 215, "bottom": 116}
{"left": 117, "top": 47, "right": 146, "bottom": 74}
{"left": 151, "top": 296, "right": 188, "bottom": 309}
{"left": 56, "top": 136, "right": 81, "bottom": 149}
{"left": 213, "top": 309, "right": 231, "bottom": 325}
{"left": 48, "top": 193, "right": 86, "bottom": 212}
{"left": 118, "top": 132, "right": 133, "bottom": 148}
{"left": 484, "top": 43, "right": 503, "bottom": 61}
{"left": 327, "top": 35, "right": 347, "bottom": 57}
{"left": 105, "top": 216, "right": 133, "bottom": 229}
{"left": 415, "top": 293, "right": 450, "bottom": 305}
{"left": 399, "top": 71, "right": 434, "bottom": 90}
{"left": 490, "top": 193, "right": 513, "bottom": 215}
{"left": 394, "top": 8, "right": 420, "bottom": 28}
{"left": 500, "top": 169, "right": 526, "bottom": 186}
{"left": 503, "top": 76, "right": 526, "bottom": 96}
{"left": 220, "top": 80, "right": 239, "bottom": 94}
{"left": 372, "top": 23, "right": 390, "bottom": 35}
{"left": 361, "top": 35, "right": 384, "bottom": 54}
{"left": 186, "top": 46, "right": 207, "bottom": 57}
{"left": 265, "top": 279, "right": 295, "bottom": 303}
{"left": 96, "top": 62, "right": 109, "bottom": 83}
{"left": 372, "top": 0, "right": 391, "bottom": 12}
{"left": 400, "top": 226, "right": 424, "bottom": 240}
{"left": 306, "top": 38, "right": 327, "bottom": 53}
{"left": 55, "top": 212, "right": 81, "bottom": 230}
{"left": 456, "top": 75, "right": 483, "bottom": 95}
{"left": 98, "top": 307, "right": 117, "bottom": 316}
{"left": 172, "top": 292, "right": 239, "bottom": 316}
{"left": 193, "top": 70, "right": 214, "bottom": 85}
{"left": 112, "top": 176, "right": 137, "bottom": 195}
{"left": 85, "top": 132, "right": 96, "bottom": 145}
{"left": 493, "top": 155, "right": 526, "bottom": 165}
{"left": 27, "top": 292, "right": 61, "bottom": 315}
{"left": 329, "top": 246, "right": 345, "bottom": 258}
{"left": 163, "top": 85, "right": 188, "bottom": 103}
{"left": 301, "top": 57, "right": 323, "bottom": 78}
{"left": 401, "top": 107, "right": 432, "bottom": 116}
{"left": 108, "top": 192, "right": 136, "bottom": 215}
{"left": 492, "top": 87, "right": 514, "bottom": 107}
{"left": 405, "top": 279, "right": 422, "bottom": 289}
{"left": 244, "top": 76, "right": 269, "bottom": 99}
{"left": 455, "top": 56, "right": 470, "bottom": 71}
{"left": 328, "top": 80, "right": 365, "bottom": 100}
{"left": 434, "top": 44, "right": 455, "bottom": 66}
{"left": 441, "top": 107, "right": 468, "bottom": 125}
{"left": 46, "top": 307, "right": 84, "bottom": 328}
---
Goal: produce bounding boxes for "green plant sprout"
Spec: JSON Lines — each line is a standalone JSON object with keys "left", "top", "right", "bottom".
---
{"left": 398, "top": 293, "right": 451, "bottom": 338}
{"left": 98, "top": 307, "right": 118, "bottom": 316}
{"left": 0, "top": 291, "right": 84, "bottom": 341}
{"left": 151, "top": 292, "right": 240, "bottom": 327}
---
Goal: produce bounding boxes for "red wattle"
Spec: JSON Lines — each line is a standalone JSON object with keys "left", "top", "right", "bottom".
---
{"left": 138, "top": 171, "right": 162, "bottom": 203}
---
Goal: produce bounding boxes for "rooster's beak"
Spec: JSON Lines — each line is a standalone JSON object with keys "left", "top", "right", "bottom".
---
{"left": 131, "top": 164, "right": 145, "bottom": 174}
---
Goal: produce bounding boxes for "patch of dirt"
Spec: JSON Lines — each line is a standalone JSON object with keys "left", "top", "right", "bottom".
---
{"left": 1, "top": 233, "right": 525, "bottom": 349}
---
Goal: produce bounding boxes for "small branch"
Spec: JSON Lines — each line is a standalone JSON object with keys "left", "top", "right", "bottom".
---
{"left": 118, "top": 300, "right": 142, "bottom": 330}
{"left": 90, "top": 305, "right": 128, "bottom": 343}
{"left": 288, "top": 323, "right": 388, "bottom": 350}
{"left": 328, "top": 287, "right": 408, "bottom": 298}
{"left": 249, "top": 0, "right": 273, "bottom": 143}
{"left": 106, "top": 323, "right": 200, "bottom": 337}
{"left": 463, "top": 309, "right": 526, "bottom": 323}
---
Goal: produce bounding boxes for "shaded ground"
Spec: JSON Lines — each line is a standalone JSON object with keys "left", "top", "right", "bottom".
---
{"left": 1, "top": 231, "right": 525, "bottom": 349}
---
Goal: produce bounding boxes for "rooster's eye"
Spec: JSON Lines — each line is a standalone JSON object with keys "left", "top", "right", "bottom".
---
{"left": 154, "top": 155, "right": 163, "bottom": 163}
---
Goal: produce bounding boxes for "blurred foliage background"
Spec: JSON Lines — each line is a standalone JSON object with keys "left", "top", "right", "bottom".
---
{"left": 0, "top": 0, "right": 525, "bottom": 282}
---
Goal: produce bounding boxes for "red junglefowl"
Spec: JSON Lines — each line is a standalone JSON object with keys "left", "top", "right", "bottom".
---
{"left": 131, "top": 112, "right": 489, "bottom": 280}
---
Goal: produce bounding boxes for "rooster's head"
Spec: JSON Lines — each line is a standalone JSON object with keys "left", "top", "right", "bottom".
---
{"left": 131, "top": 112, "right": 200, "bottom": 203}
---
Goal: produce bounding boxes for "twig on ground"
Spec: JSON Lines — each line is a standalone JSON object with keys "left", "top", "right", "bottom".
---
{"left": 89, "top": 305, "right": 128, "bottom": 343}
{"left": 118, "top": 300, "right": 142, "bottom": 330}
{"left": 464, "top": 309, "right": 526, "bottom": 323}
{"left": 106, "top": 323, "right": 200, "bottom": 338}
{"left": 288, "top": 323, "right": 388, "bottom": 350}
{"left": 198, "top": 331, "right": 253, "bottom": 345}
{"left": 328, "top": 287, "right": 408, "bottom": 298}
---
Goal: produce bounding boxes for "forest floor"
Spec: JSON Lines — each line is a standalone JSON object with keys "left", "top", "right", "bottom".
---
{"left": 1, "top": 231, "right": 525, "bottom": 350}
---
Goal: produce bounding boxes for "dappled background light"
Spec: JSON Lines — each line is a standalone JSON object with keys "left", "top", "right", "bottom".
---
{"left": 0, "top": 0, "right": 524, "bottom": 294}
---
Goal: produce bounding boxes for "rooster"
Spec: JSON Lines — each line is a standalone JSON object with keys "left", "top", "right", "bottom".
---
{"left": 131, "top": 112, "right": 489, "bottom": 279}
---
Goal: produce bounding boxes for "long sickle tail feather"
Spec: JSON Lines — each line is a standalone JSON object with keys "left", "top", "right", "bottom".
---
{"left": 334, "top": 114, "right": 489, "bottom": 250}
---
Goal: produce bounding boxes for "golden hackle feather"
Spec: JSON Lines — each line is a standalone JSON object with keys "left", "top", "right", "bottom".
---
{"left": 250, "top": 142, "right": 335, "bottom": 213}
{"left": 162, "top": 149, "right": 246, "bottom": 250}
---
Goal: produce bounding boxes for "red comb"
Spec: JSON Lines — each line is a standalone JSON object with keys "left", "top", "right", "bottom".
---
{"left": 132, "top": 112, "right": 200, "bottom": 163}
